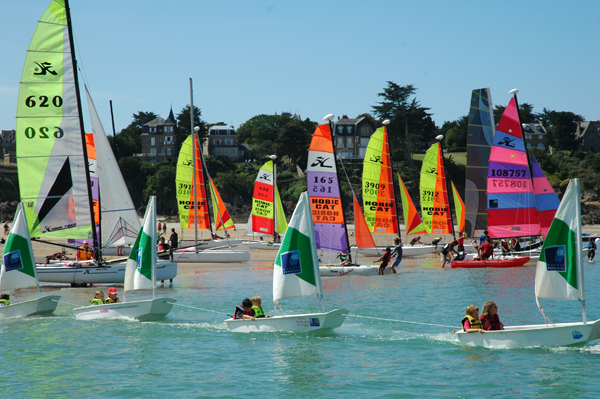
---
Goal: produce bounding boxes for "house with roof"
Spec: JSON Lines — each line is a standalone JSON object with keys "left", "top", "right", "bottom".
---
{"left": 576, "top": 121, "right": 600, "bottom": 153}
{"left": 523, "top": 123, "right": 550, "bottom": 152}
{"left": 203, "top": 125, "right": 249, "bottom": 162}
{"left": 0, "top": 130, "right": 16, "bottom": 164}
{"left": 136, "top": 109, "right": 178, "bottom": 164}
{"left": 332, "top": 116, "right": 376, "bottom": 159}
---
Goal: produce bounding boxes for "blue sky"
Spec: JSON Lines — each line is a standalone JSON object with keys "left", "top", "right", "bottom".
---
{"left": 1, "top": 1, "right": 598, "bottom": 134}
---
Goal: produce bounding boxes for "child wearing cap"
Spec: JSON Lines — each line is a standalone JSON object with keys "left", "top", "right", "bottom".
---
{"left": 105, "top": 287, "right": 120, "bottom": 304}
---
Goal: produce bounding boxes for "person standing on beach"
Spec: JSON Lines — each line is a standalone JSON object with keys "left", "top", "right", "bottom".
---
{"left": 169, "top": 228, "right": 179, "bottom": 250}
{"left": 162, "top": 223, "right": 167, "bottom": 236}
{"left": 588, "top": 239, "right": 597, "bottom": 263}
{"left": 3, "top": 222, "right": 9, "bottom": 236}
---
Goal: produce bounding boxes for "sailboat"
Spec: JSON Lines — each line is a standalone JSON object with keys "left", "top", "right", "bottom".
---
{"left": 173, "top": 125, "right": 249, "bottom": 263}
{"left": 73, "top": 197, "right": 176, "bottom": 321}
{"left": 18, "top": 0, "right": 177, "bottom": 285}
{"left": 464, "top": 88, "right": 495, "bottom": 238}
{"left": 357, "top": 121, "right": 435, "bottom": 257}
{"left": 420, "top": 139, "right": 453, "bottom": 238}
{"left": 0, "top": 204, "right": 60, "bottom": 319}
{"left": 225, "top": 192, "right": 349, "bottom": 332}
{"left": 456, "top": 179, "right": 600, "bottom": 348}
{"left": 242, "top": 158, "right": 288, "bottom": 250}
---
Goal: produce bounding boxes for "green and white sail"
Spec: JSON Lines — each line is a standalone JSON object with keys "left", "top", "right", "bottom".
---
{"left": 535, "top": 179, "right": 584, "bottom": 304}
{"left": 273, "top": 192, "right": 324, "bottom": 311}
{"left": 16, "top": 0, "right": 93, "bottom": 239}
{"left": 1, "top": 204, "right": 39, "bottom": 292}
{"left": 125, "top": 197, "right": 157, "bottom": 293}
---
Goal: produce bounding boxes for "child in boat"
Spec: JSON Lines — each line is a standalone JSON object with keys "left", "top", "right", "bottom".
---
{"left": 90, "top": 291, "right": 105, "bottom": 306}
{"left": 337, "top": 252, "right": 351, "bottom": 266}
{"left": 376, "top": 247, "right": 392, "bottom": 275}
{"left": 105, "top": 287, "right": 120, "bottom": 304}
{"left": 480, "top": 301, "right": 504, "bottom": 331}
{"left": 234, "top": 298, "right": 255, "bottom": 320}
{"left": 460, "top": 304, "right": 485, "bottom": 333}
{"left": 500, "top": 239, "right": 510, "bottom": 255}
{"left": 251, "top": 296, "right": 272, "bottom": 318}
{"left": 0, "top": 293, "right": 10, "bottom": 306}
{"left": 478, "top": 237, "right": 494, "bottom": 260}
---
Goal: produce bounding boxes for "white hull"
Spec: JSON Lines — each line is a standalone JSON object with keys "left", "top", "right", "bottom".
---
{"left": 354, "top": 245, "right": 435, "bottom": 257}
{"left": 172, "top": 249, "right": 250, "bottom": 263}
{"left": 242, "top": 241, "right": 281, "bottom": 251}
{"left": 179, "top": 239, "right": 243, "bottom": 249}
{"left": 455, "top": 319, "right": 600, "bottom": 349}
{"left": 463, "top": 253, "right": 539, "bottom": 263}
{"left": 0, "top": 295, "right": 61, "bottom": 319}
{"left": 36, "top": 261, "right": 177, "bottom": 284}
{"left": 225, "top": 308, "right": 349, "bottom": 332}
{"left": 73, "top": 298, "right": 176, "bottom": 321}
{"left": 319, "top": 265, "right": 398, "bottom": 276}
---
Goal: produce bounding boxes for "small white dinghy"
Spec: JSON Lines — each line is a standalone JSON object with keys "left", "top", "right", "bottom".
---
{"left": 0, "top": 204, "right": 60, "bottom": 319}
{"left": 456, "top": 179, "right": 600, "bottom": 348}
{"left": 74, "top": 197, "right": 175, "bottom": 321}
{"left": 226, "top": 192, "right": 349, "bottom": 332}
{"left": 172, "top": 247, "right": 250, "bottom": 263}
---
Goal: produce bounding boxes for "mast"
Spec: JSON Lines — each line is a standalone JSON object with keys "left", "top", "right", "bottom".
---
{"left": 324, "top": 114, "right": 352, "bottom": 261}
{"left": 64, "top": 0, "right": 100, "bottom": 260}
{"left": 510, "top": 88, "right": 541, "bottom": 240}
{"left": 189, "top": 78, "right": 198, "bottom": 246}
{"left": 196, "top": 130, "right": 215, "bottom": 236}
{"left": 269, "top": 154, "right": 278, "bottom": 238}
{"left": 109, "top": 100, "right": 119, "bottom": 162}
{"left": 382, "top": 119, "right": 403, "bottom": 243}
{"left": 437, "top": 135, "right": 457, "bottom": 240}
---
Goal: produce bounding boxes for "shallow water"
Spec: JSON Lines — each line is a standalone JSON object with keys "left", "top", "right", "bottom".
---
{"left": 2, "top": 256, "right": 600, "bottom": 398}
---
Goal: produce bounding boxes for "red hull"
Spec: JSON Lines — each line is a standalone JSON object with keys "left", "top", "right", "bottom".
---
{"left": 450, "top": 256, "right": 531, "bottom": 269}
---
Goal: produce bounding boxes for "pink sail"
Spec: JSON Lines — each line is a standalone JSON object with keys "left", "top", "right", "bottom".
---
{"left": 486, "top": 98, "right": 541, "bottom": 238}
{"left": 531, "top": 155, "right": 560, "bottom": 237}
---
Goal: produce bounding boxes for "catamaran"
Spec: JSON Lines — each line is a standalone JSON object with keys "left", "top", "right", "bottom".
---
{"left": 17, "top": 0, "right": 177, "bottom": 285}
{"left": 455, "top": 179, "right": 600, "bottom": 348}
{"left": 0, "top": 204, "right": 60, "bottom": 319}
{"left": 225, "top": 192, "right": 348, "bottom": 332}
{"left": 173, "top": 91, "right": 249, "bottom": 264}
{"left": 73, "top": 197, "right": 176, "bottom": 321}
{"left": 242, "top": 157, "right": 288, "bottom": 250}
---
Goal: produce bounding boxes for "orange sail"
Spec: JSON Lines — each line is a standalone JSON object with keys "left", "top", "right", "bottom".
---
{"left": 353, "top": 195, "right": 376, "bottom": 249}
{"left": 451, "top": 180, "right": 465, "bottom": 235}
{"left": 397, "top": 173, "right": 426, "bottom": 235}
{"left": 209, "top": 176, "right": 235, "bottom": 231}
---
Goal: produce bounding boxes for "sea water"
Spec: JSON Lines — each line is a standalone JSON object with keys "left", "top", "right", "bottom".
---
{"left": 1, "top": 256, "right": 600, "bottom": 398}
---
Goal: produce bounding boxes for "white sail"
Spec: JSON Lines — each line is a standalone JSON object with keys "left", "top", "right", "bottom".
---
{"left": 125, "top": 197, "right": 157, "bottom": 292}
{"left": 85, "top": 87, "right": 140, "bottom": 247}
{"left": 1, "top": 204, "right": 38, "bottom": 291}
{"left": 273, "top": 192, "right": 323, "bottom": 310}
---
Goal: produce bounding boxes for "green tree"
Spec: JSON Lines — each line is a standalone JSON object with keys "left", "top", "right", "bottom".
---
{"left": 439, "top": 116, "right": 468, "bottom": 148}
{"left": 536, "top": 108, "right": 583, "bottom": 151}
{"left": 144, "top": 162, "right": 177, "bottom": 215}
{"left": 371, "top": 82, "right": 437, "bottom": 164}
{"left": 274, "top": 119, "right": 316, "bottom": 166}
{"left": 237, "top": 114, "right": 290, "bottom": 146}
{"left": 176, "top": 105, "right": 205, "bottom": 151}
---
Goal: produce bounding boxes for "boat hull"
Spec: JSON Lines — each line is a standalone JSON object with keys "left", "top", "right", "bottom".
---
{"left": 36, "top": 261, "right": 177, "bottom": 284}
{"left": 353, "top": 245, "right": 435, "bottom": 257}
{"left": 242, "top": 241, "right": 281, "bottom": 250}
{"left": 319, "top": 265, "right": 399, "bottom": 276}
{"left": 225, "top": 308, "right": 349, "bottom": 332}
{"left": 0, "top": 295, "right": 61, "bottom": 319}
{"left": 178, "top": 239, "right": 243, "bottom": 249}
{"left": 455, "top": 319, "right": 600, "bottom": 349}
{"left": 73, "top": 298, "right": 176, "bottom": 321}
{"left": 450, "top": 257, "right": 530, "bottom": 268}
{"left": 172, "top": 250, "right": 250, "bottom": 263}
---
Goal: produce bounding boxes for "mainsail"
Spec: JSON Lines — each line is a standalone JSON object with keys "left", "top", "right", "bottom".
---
{"left": 465, "top": 88, "right": 495, "bottom": 237}
{"left": 362, "top": 126, "right": 398, "bottom": 234}
{"left": 451, "top": 180, "right": 465, "bottom": 235}
{"left": 487, "top": 98, "right": 541, "bottom": 238}
{"left": 397, "top": 173, "right": 426, "bottom": 236}
{"left": 251, "top": 160, "right": 287, "bottom": 236}
{"left": 85, "top": 86, "right": 140, "bottom": 247}
{"left": 306, "top": 124, "right": 349, "bottom": 253}
{"left": 176, "top": 135, "right": 210, "bottom": 231}
{"left": 420, "top": 142, "right": 452, "bottom": 234}
{"left": 531, "top": 155, "right": 560, "bottom": 238}
{"left": 16, "top": 0, "right": 94, "bottom": 239}
{"left": 208, "top": 176, "right": 235, "bottom": 232}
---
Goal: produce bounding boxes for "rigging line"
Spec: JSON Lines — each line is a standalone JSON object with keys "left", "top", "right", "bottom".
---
{"left": 165, "top": 302, "right": 229, "bottom": 316}
{"left": 347, "top": 314, "right": 456, "bottom": 329}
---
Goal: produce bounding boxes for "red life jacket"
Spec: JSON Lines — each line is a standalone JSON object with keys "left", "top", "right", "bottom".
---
{"left": 234, "top": 305, "right": 254, "bottom": 319}
{"left": 481, "top": 314, "right": 502, "bottom": 331}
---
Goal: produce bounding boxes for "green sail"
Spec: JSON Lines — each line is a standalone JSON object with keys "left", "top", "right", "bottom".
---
{"left": 16, "top": 0, "right": 93, "bottom": 239}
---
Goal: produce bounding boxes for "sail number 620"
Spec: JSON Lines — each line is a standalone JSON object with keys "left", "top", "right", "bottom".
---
{"left": 25, "top": 95, "right": 63, "bottom": 108}
{"left": 24, "top": 127, "right": 65, "bottom": 139}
